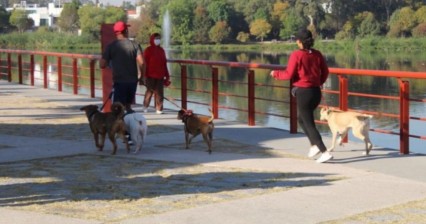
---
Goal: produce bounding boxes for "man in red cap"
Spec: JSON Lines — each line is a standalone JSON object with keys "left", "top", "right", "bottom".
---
{"left": 100, "top": 20, "right": 145, "bottom": 113}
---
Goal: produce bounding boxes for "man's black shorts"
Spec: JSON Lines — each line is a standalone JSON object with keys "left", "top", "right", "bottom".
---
{"left": 112, "top": 82, "right": 137, "bottom": 105}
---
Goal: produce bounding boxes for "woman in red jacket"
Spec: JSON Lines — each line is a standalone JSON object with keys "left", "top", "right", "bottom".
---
{"left": 270, "top": 29, "right": 332, "bottom": 163}
{"left": 141, "top": 33, "right": 170, "bottom": 114}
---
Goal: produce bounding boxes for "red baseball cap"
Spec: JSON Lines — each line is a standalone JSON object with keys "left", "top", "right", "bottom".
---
{"left": 113, "top": 21, "right": 129, "bottom": 33}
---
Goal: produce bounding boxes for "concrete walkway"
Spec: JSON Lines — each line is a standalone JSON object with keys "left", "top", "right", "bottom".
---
{"left": 1, "top": 80, "right": 426, "bottom": 224}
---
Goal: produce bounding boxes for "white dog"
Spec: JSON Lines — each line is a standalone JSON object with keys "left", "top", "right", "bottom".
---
{"left": 123, "top": 112, "right": 148, "bottom": 153}
{"left": 320, "top": 107, "right": 373, "bottom": 155}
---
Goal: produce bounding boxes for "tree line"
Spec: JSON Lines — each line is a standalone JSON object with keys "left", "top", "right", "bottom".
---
{"left": 1, "top": 0, "right": 426, "bottom": 45}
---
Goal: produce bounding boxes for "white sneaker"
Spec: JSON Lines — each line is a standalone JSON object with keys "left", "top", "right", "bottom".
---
{"left": 143, "top": 107, "right": 148, "bottom": 113}
{"left": 156, "top": 110, "right": 163, "bottom": 114}
{"left": 308, "top": 145, "right": 320, "bottom": 158}
{"left": 316, "top": 152, "right": 333, "bottom": 163}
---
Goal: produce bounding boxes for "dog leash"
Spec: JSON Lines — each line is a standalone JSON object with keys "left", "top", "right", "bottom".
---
{"left": 140, "top": 83, "right": 189, "bottom": 112}
{"left": 100, "top": 90, "right": 114, "bottom": 111}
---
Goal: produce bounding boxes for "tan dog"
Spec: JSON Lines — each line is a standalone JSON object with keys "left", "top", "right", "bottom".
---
{"left": 80, "top": 102, "right": 130, "bottom": 155}
{"left": 177, "top": 109, "right": 214, "bottom": 154}
{"left": 320, "top": 107, "right": 373, "bottom": 155}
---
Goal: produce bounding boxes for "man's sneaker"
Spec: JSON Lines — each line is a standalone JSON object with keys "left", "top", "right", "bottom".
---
{"left": 156, "top": 110, "right": 163, "bottom": 114}
{"left": 143, "top": 107, "right": 148, "bottom": 113}
{"left": 316, "top": 152, "right": 333, "bottom": 163}
{"left": 308, "top": 145, "right": 320, "bottom": 158}
{"left": 125, "top": 134, "right": 133, "bottom": 145}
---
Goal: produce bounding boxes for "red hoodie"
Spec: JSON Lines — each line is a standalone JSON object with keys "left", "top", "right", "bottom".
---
{"left": 271, "top": 49, "right": 328, "bottom": 88}
{"left": 143, "top": 34, "right": 170, "bottom": 79}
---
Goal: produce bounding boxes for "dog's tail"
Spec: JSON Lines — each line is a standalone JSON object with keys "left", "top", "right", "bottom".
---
{"left": 208, "top": 108, "right": 214, "bottom": 123}
{"left": 358, "top": 114, "right": 373, "bottom": 121}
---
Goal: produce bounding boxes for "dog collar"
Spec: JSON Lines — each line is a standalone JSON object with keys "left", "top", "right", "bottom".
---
{"left": 88, "top": 110, "right": 98, "bottom": 121}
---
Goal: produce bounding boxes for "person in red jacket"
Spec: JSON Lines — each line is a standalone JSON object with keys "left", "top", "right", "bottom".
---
{"left": 141, "top": 33, "right": 170, "bottom": 114}
{"left": 270, "top": 29, "right": 332, "bottom": 163}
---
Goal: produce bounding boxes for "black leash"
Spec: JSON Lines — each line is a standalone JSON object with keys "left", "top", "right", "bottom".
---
{"left": 141, "top": 83, "right": 188, "bottom": 112}
{"left": 100, "top": 84, "right": 188, "bottom": 113}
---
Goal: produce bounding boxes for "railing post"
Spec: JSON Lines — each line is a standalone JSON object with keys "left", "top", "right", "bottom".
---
{"left": 248, "top": 69, "right": 255, "bottom": 126}
{"left": 57, "top": 57, "right": 62, "bottom": 92}
{"left": 180, "top": 65, "right": 187, "bottom": 110}
{"left": 212, "top": 67, "right": 219, "bottom": 119}
{"left": 73, "top": 58, "right": 78, "bottom": 95}
{"left": 18, "top": 54, "right": 22, "bottom": 84}
{"left": 90, "top": 59, "right": 96, "bottom": 98}
{"left": 7, "top": 53, "right": 12, "bottom": 82}
{"left": 43, "top": 55, "right": 48, "bottom": 88}
{"left": 289, "top": 81, "right": 298, "bottom": 133}
{"left": 30, "top": 55, "right": 35, "bottom": 86}
{"left": 399, "top": 79, "right": 410, "bottom": 154}
{"left": 339, "top": 75, "right": 349, "bottom": 143}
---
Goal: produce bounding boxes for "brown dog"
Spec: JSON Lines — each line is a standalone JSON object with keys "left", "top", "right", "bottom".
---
{"left": 177, "top": 109, "right": 214, "bottom": 154}
{"left": 80, "top": 102, "right": 129, "bottom": 155}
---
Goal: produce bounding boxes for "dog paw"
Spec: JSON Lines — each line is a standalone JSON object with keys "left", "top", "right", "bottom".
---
{"left": 327, "top": 148, "right": 334, "bottom": 152}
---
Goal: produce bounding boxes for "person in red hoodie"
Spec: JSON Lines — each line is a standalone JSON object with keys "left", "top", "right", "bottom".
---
{"left": 141, "top": 33, "right": 170, "bottom": 114}
{"left": 270, "top": 29, "right": 332, "bottom": 163}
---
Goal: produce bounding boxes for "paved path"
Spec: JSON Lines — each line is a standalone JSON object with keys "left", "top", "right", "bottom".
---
{"left": 1, "top": 80, "right": 426, "bottom": 224}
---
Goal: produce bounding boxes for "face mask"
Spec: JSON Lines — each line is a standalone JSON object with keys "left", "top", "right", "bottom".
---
{"left": 154, "top": 39, "right": 161, "bottom": 46}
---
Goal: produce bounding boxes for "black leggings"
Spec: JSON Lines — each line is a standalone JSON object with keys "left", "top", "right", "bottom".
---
{"left": 295, "top": 87, "right": 327, "bottom": 152}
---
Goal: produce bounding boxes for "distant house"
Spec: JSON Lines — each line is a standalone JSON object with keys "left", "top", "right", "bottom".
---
{"left": 6, "top": 1, "right": 63, "bottom": 27}
{"left": 5, "top": 1, "right": 143, "bottom": 29}
{"left": 127, "top": 6, "right": 142, "bottom": 20}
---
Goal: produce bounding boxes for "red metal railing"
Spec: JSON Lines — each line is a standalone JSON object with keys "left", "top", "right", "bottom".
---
{"left": 1, "top": 49, "right": 425, "bottom": 155}
{"left": 0, "top": 49, "right": 100, "bottom": 97}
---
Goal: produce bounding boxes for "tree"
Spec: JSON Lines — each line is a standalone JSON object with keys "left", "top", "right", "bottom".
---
{"left": 9, "top": 9, "right": 32, "bottom": 32}
{"left": 357, "top": 12, "right": 381, "bottom": 37}
{"left": 58, "top": 1, "right": 79, "bottom": 33}
{"left": 412, "top": 22, "right": 426, "bottom": 37}
{"left": 236, "top": 31, "right": 249, "bottom": 42}
{"left": 0, "top": 7, "right": 10, "bottom": 32}
{"left": 328, "top": 0, "right": 358, "bottom": 32}
{"left": 414, "top": 6, "right": 426, "bottom": 23}
{"left": 104, "top": 6, "right": 127, "bottom": 24}
{"left": 229, "top": 0, "right": 275, "bottom": 25}
{"left": 78, "top": 5, "right": 105, "bottom": 39}
{"left": 270, "top": 1, "right": 290, "bottom": 39}
{"left": 280, "top": 8, "right": 307, "bottom": 40}
{"left": 250, "top": 18, "right": 271, "bottom": 42}
{"left": 207, "top": 0, "right": 231, "bottom": 23}
{"left": 388, "top": 7, "right": 416, "bottom": 37}
{"left": 131, "top": 11, "right": 158, "bottom": 44}
{"left": 193, "top": 5, "right": 213, "bottom": 43}
{"left": 167, "top": 0, "right": 195, "bottom": 45}
{"left": 209, "top": 21, "right": 230, "bottom": 44}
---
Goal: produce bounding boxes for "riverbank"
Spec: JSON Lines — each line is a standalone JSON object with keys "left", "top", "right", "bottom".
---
{"left": 2, "top": 31, "right": 426, "bottom": 54}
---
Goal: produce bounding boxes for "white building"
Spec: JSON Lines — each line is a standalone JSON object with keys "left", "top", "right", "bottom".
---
{"left": 6, "top": 1, "right": 63, "bottom": 27}
{"left": 6, "top": 1, "right": 142, "bottom": 29}
{"left": 127, "top": 6, "right": 142, "bottom": 20}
